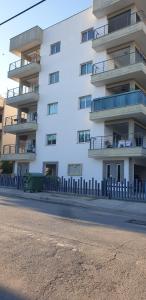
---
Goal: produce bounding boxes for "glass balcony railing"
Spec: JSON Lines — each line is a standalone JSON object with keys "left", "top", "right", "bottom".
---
{"left": 91, "top": 90, "right": 146, "bottom": 113}
{"left": 7, "top": 85, "right": 39, "bottom": 98}
{"left": 9, "top": 55, "right": 40, "bottom": 72}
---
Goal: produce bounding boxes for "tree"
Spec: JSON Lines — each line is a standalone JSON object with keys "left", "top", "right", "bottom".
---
{"left": 1, "top": 161, "right": 13, "bottom": 174}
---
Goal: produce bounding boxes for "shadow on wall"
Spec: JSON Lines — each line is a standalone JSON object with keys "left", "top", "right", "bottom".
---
{"left": 0, "top": 286, "right": 29, "bottom": 300}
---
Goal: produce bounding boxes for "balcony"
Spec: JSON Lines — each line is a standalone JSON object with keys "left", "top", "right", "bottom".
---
{"left": 91, "top": 51, "right": 146, "bottom": 87}
{"left": 93, "top": 0, "right": 146, "bottom": 18}
{"left": 6, "top": 85, "right": 39, "bottom": 108}
{"left": 4, "top": 113, "right": 38, "bottom": 134}
{"left": 90, "top": 90, "right": 146, "bottom": 124}
{"left": 1, "top": 144, "right": 36, "bottom": 162}
{"left": 93, "top": 12, "right": 146, "bottom": 54}
{"left": 10, "top": 26, "right": 43, "bottom": 56}
{"left": 89, "top": 134, "right": 146, "bottom": 159}
{"left": 8, "top": 56, "right": 41, "bottom": 81}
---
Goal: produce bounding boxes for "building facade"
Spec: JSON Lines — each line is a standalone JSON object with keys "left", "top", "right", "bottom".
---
{"left": 0, "top": 96, "right": 16, "bottom": 159}
{"left": 3, "top": 0, "right": 146, "bottom": 181}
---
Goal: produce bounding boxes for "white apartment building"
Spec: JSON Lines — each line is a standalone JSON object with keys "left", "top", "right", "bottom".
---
{"left": 2, "top": 0, "right": 146, "bottom": 182}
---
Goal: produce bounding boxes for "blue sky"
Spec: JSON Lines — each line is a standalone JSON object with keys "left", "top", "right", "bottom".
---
{"left": 0, "top": 0, "right": 92, "bottom": 96}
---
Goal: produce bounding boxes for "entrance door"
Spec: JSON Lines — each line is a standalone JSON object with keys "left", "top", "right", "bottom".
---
{"left": 103, "top": 161, "right": 124, "bottom": 182}
{"left": 17, "top": 163, "right": 29, "bottom": 176}
{"left": 44, "top": 162, "right": 58, "bottom": 176}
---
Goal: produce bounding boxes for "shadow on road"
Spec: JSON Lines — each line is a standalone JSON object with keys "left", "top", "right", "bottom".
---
{"left": 0, "top": 195, "right": 146, "bottom": 234}
{"left": 0, "top": 286, "right": 29, "bottom": 300}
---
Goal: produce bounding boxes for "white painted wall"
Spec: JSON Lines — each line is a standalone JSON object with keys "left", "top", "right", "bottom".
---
{"left": 27, "top": 7, "right": 131, "bottom": 181}
{"left": 29, "top": 8, "right": 108, "bottom": 181}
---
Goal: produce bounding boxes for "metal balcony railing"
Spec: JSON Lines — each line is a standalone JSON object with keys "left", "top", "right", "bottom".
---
{"left": 91, "top": 90, "right": 146, "bottom": 112}
{"left": 93, "top": 11, "right": 145, "bottom": 40}
{"left": 3, "top": 143, "right": 36, "bottom": 155}
{"left": 92, "top": 51, "right": 146, "bottom": 75}
{"left": 7, "top": 85, "right": 39, "bottom": 98}
{"left": 9, "top": 54, "right": 40, "bottom": 72}
{"left": 5, "top": 112, "right": 37, "bottom": 126}
{"left": 90, "top": 134, "right": 146, "bottom": 150}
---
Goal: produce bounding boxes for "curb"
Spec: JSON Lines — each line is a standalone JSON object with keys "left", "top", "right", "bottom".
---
{"left": 1, "top": 190, "right": 146, "bottom": 218}
{"left": 0, "top": 190, "right": 98, "bottom": 210}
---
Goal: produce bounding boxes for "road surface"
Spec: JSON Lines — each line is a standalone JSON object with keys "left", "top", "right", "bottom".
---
{"left": 0, "top": 194, "right": 146, "bottom": 300}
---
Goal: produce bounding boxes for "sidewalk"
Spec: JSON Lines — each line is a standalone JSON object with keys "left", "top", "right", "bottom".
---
{"left": 0, "top": 187, "right": 146, "bottom": 218}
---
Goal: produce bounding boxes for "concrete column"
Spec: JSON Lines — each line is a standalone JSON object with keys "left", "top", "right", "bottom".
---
{"left": 130, "top": 43, "right": 136, "bottom": 65}
{"left": 14, "top": 162, "right": 18, "bottom": 175}
{"left": 129, "top": 158, "right": 135, "bottom": 182}
{"left": 21, "top": 54, "right": 25, "bottom": 67}
{"left": 16, "top": 135, "right": 19, "bottom": 154}
{"left": 19, "top": 81, "right": 23, "bottom": 94}
{"left": 17, "top": 109, "right": 21, "bottom": 120}
{"left": 131, "top": 7, "right": 137, "bottom": 25}
{"left": 128, "top": 119, "right": 135, "bottom": 143}
{"left": 124, "top": 159, "right": 130, "bottom": 181}
{"left": 130, "top": 80, "right": 136, "bottom": 90}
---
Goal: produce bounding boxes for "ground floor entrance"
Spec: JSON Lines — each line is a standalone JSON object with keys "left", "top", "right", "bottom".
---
{"left": 134, "top": 164, "right": 146, "bottom": 182}
{"left": 103, "top": 159, "right": 146, "bottom": 183}
{"left": 17, "top": 163, "right": 29, "bottom": 176}
{"left": 43, "top": 162, "right": 58, "bottom": 176}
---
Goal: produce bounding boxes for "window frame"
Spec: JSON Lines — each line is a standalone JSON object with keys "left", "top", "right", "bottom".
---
{"left": 79, "top": 95, "right": 92, "bottom": 110}
{"left": 47, "top": 102, "right": 58, "bottom": 115}
{"left": 46, "top": 134, "right": 57, "bottom": 146}
{"left": 50, "top": 41, "right": 61, "bottom": 55}
{"left": 80, "top": 61, "right": 92, "bottom": 76}
{"left": 49, "top": 71, "right": 60, "bottom": 85}
{"left": 116, "top": 163, "right": 121, "bottom": 182}
{"left": 68, "top": 164, "right": 82, "bottom": 177}
{"left": 81, "top": 28, "right": 94, "bottom": 43}
{"left": 106, "top": 164, "right": 111, "bottom": 180}
{"left": 78, "top": 130, "right": 90, "bottom": 144}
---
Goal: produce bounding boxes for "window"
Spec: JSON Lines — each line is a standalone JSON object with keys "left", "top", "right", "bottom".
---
{"left": 50, "top": 41, "right": 61, "bottom": 55}
{"left": 81, "top": 28, "right": 94, "bottom": 42}
{"left": 108, "top": 10, "right": 131, "bottom": 33}
{"left": 47, "top": 134, "right": 56, "bottom": 145}
{"left": 49, "top": 71, "right": 59, "bottom": 84}
{"left": 80, "top": 61, "right": 92, "bottom": 75}
{"left": 78, "top": 130, "right": 90, "bottom": 143}
{"left": 79, "top": 95, "right": 91, "bottom": 109}
{"left": 68, "top": 164, "right": 82, "bottom": 176}
{"left": 48, "top": 103, "right": 58, "bottom": 115}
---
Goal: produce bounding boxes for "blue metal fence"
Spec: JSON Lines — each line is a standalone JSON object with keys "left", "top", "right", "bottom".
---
{"left": 0, "top": 175, "right": 146, "bottom": 202}
{"left": 0, "top": 175, "right": 24, "bottom": 190}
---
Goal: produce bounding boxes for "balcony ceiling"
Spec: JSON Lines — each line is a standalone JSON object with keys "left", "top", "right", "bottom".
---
{"left": 93, "top": 0, "right": 146, "bottom": 18}
{"left": 10, "top": 26, "right": 43, "bottom": 56}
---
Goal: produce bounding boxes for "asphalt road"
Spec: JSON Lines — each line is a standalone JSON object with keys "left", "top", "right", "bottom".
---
{"left": 0, "top": 195, "right": 146, "bottom": 300}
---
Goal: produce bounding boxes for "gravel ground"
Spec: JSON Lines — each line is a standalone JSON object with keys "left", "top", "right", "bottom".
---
{"left": 0, "top": 195, "right": 146, "bottom": 300}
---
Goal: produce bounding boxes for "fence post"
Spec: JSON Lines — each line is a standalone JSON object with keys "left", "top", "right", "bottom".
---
{"left": 17, "top": 175, "right": 20, "bottom": 190}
